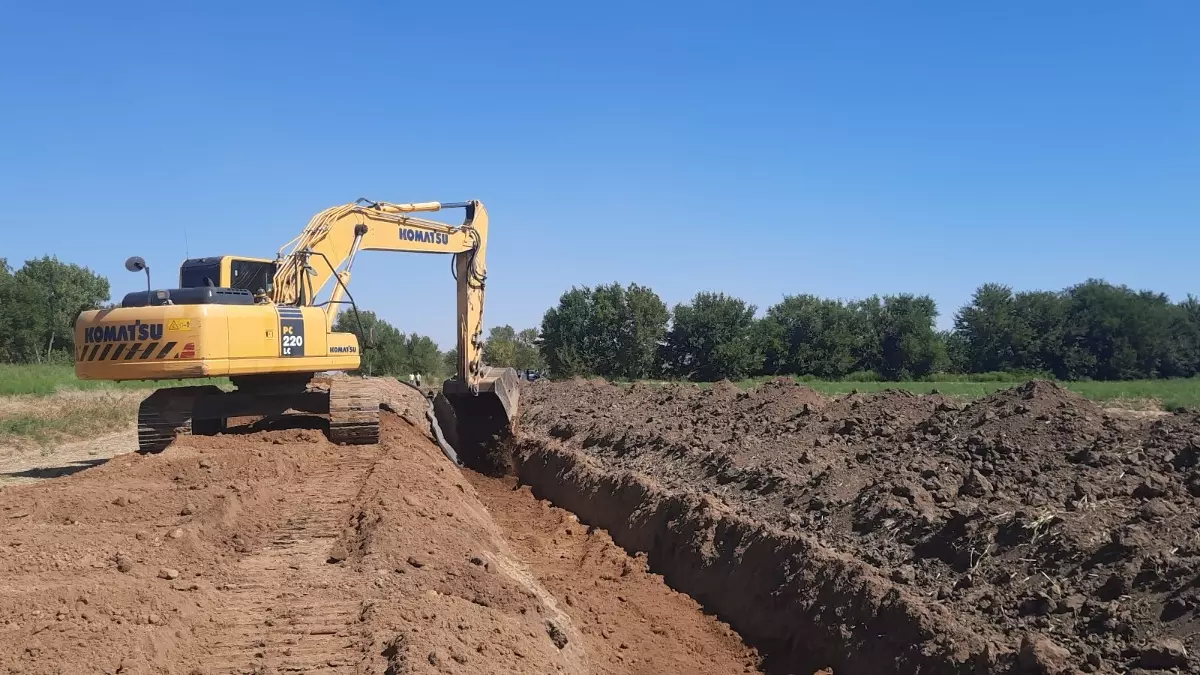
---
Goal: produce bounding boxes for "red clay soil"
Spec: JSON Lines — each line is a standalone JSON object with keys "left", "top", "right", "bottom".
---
{"left": 467, "top": 473, "right": 761, "bottom": 674}
{"left": 514, "top": 377, "right": 1200, "bottom": 674}
{"left": 0, "top": 379, "right": 768, "bottom": 675}
{"left": 0, "top": 384, "right": 588, "bottom": 674}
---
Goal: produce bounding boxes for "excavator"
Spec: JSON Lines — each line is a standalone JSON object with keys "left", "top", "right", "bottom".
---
{"left": 72, "top": 199, "right": 519, "bottom": 458}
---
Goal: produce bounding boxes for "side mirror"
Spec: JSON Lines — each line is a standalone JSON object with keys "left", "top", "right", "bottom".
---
{"left": 124, "top": 256, "right": 147, "bottom": 273}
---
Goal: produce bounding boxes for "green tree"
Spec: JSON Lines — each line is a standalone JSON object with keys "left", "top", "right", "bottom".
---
{"left": 1162, "top": 296, "right": 1200, "bottom": 378}
{"left": 332, "top": 309, "right": 440, "bottom": 378}
{"left": 404, "top": 333, "right": 442, "bottom": 378}
{"left": 954, "top": 284, "right": 1019, "bottom": 373}
{"left": 0, "top": 259, "right": 12, "bottom": 362}
{"left": 1010, "top": 290, "right": 1071, "bottom": 376}
{"left": 869, "top": 294, "right": 942, "bottom": 380}
{"left": 483, "top": 325, "right": 519, "bottom": 368}
{"left": 538, "top": 283, "right": 668, "bottom": 379}
{"left": 1060, "top": 279, "right": 1176, "bottom": 380}
{"left": 484, "top": 325, "right": 545, "bottom": 371}
{"left": 441, "top": 347, "right": 459, "bottom": 376}
{"left": 755, "top": 295, "right": 867, "bottom": 378}
{"left": 663, "top": 292, "right": 761, "bottom": 381}
{"left": 515, "top": 328, "right": 544, "bottom": 371}
{"left": 540, "top": 287, "right": 594, "bottom": 377}
{"left": 0, "top": 256, "right": 109, "bottom": 363}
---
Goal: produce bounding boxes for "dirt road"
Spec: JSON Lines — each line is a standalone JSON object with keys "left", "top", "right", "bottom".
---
{"left": 0, "top": 381, "right": 760, "bottom": 674}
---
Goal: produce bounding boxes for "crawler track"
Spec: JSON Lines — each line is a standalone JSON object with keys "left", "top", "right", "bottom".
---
{"left": 196, "top": 439, "right": 384, "bottom": 672}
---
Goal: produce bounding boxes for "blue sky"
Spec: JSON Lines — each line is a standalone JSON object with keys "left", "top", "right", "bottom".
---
{"left": 1, "top": 2, "right": 1196, "bottom": 347}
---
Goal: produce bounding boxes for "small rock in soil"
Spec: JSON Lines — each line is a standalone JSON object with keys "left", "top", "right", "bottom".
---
{"left": 960, "top": 469, "right": 993, "bottom": 497}
{"left": 1019, "top": 593, "right": 1057, "bottom": 617}
{"left": 1058, "top": 594, "right": 1085, "bottom": 614}
{"left": 1019, "top": 634, "right": 1071, "bottom": 673}
{"left": 115, "top": 554, "right": 134, "bottom": 573}
{"left": 180, "top": 502, "right": 196, "bottom": 516}
{"left": 158, "top": 568, "right": 180, "bottom": 580}
{"left": 1137, "top": 638, "right": 1188, "bottom": 669}
{"left": 168, "top": 528, "right": 184, "bottom": 540}
{"left": 890, "top": 566, "right": 915, "bottom": 585}
{"left": 406, "top": 556, "right": 426, "bottom": 568}
{"left": 545, "top": 619, "right": 569, "bottom": 649}
{"left": 198, "top": 459, "right": 212, "bottom": 469}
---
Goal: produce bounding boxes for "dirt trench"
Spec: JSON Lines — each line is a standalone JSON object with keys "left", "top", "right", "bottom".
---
{"left": 0, "top": 380, "right": 761, "bottom": 674}
{"left": 509, "top": 378, "right": 1200, "bottom": 675}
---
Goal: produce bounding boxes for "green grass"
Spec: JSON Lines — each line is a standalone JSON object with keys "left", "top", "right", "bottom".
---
{"left": 622, "top": 375, "right": 1200, "bottom": 410}
{"left": 0, "top": 392, "right": 142, "bottom": 445}
{"left": 0, "top": 363, "right": 228, "bottom": 396}
{"left": 800, "top": 379, "right": 1200, "bottom": 409}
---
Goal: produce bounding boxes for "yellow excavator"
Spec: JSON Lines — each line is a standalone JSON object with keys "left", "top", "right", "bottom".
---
{"left": 73, "top": 199, "right": 519, "bottom": 458}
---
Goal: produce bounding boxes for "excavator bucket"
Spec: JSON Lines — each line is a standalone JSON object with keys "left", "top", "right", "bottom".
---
{"left": 434, "top": 366, "right": 521, "bottom": 474}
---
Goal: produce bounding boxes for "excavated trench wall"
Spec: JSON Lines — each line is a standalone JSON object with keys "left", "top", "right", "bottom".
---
{"left": 511, "top": 436, "right": 1003, "bottom": 675}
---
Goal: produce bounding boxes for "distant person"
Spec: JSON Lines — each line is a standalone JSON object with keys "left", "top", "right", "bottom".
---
{"left": 415, "top": 373, "right": 422, "bottom": 387}
{"left": 408, "top": 373, "right": 415, "bottom": 385}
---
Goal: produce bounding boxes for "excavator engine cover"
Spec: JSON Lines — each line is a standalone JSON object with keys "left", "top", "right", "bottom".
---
{"left": 435, "top": 366, "right": 520, "bottom": 474}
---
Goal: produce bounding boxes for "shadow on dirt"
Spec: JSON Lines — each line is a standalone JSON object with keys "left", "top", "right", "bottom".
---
{"left": 3, "top": 457, "right": 109, "bottom": 480}
{"left": 224, "top": 415, "right": 328, "bottom": 434}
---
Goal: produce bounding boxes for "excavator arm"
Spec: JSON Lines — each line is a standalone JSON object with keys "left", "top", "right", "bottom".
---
{"left": 270, "top": 199, "right": 492, "bottom": 393}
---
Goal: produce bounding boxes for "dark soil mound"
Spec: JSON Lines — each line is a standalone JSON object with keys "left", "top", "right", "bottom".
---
{"left": 519, "top": 378, "right": 1200, "bottom": 673}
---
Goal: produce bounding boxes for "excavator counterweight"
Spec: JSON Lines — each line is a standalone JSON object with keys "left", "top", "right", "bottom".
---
{"left": 73, "top": 199, "right": 519, "bottom": 463}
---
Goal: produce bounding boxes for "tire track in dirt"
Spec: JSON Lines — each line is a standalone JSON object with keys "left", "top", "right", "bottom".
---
{"left": 197, "top": 440, "right": 385, "bottom": 673}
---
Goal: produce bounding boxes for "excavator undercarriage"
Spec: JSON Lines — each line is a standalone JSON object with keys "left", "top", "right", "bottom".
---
{"left": 136, "top": 375, "right": 381, "bottom": 453}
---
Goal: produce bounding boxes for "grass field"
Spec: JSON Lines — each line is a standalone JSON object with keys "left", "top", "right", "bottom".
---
{"left": 0, "top": 390, "right": 144, "bottom": 447}
{"left": 0, "top": 364, "right": 229, "bottom": 447}
{"left": 793, "top": 379, "right": 1199, "bottom": 410}
{"left": 0, "top": 363, "right": 228, "bottom": 396}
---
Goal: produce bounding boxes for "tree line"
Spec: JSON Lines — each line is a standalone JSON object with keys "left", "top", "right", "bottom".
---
{"left": 4, "top": 256, "right": 1197, "bottom": 383}
{"left": 0, "top": 257, "right": 111, "bottom": 363}
{"left": 526, "top": 280, "right": 1200, "bottom": 382}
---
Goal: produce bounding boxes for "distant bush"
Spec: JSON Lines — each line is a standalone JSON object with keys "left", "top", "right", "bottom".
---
{"left": 843, "top": 370, "right": 882, "bottom": 382}
{"left": 920, "top": 370, "right": 1054, "bottom": 383}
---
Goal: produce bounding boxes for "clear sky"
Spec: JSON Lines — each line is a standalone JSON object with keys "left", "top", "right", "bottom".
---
{"left": 1, "top": 2, "right": 1196, "bottom": 347}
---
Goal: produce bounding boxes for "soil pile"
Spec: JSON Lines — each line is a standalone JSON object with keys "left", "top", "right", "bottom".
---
{"left": 516, "top": 377, "right": 1200, "bottom": 674}
{"left": 0, "top": 384, "right": 583, "bottom": 674}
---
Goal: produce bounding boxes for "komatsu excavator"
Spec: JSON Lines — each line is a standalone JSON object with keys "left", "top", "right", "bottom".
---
{"left": 73, "top": 199, "right": 519, "bottom": 457}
